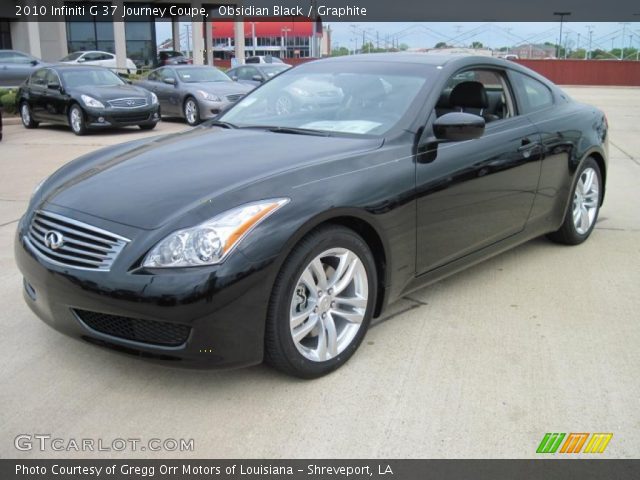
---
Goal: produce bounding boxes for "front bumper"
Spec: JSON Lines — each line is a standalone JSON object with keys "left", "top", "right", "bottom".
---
{"left": 84, "top": 105, "right": 160, "bottom": 128}
{"left": 197, "top": 98, "right": 241, "bottom": 120}
{"left": 14, "top": 209, "right": 275, "bottom": 369}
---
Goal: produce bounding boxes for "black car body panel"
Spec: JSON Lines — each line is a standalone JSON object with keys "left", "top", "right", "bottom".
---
{"left": 15, "top": 54, "right": 608, "bottom": 368}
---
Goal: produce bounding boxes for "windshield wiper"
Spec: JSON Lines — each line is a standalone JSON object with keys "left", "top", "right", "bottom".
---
{"left": 204, "top": 119, "right": 238, "bottom": 129}
{"left": 243, "top": 126, "right": 331, "bottom": 137}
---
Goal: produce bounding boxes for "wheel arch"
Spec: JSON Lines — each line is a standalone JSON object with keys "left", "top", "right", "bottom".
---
{"left": 273, "top": 210, "right": 389, "bottom": 319}
{"left": 586, "top": 150, "right": 606, "bottom": 205}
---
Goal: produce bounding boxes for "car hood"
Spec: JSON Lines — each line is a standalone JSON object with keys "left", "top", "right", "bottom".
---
{"left": 46, "top": 128, "right": 382, "bottom": 230}
{"left": 183, "top": 81, "right": 252, "bottom": 95}
{"left": 71, "top": 84, "right": 150, "bottom": 101}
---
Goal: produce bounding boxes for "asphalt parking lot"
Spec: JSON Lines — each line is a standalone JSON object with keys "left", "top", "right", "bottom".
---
{"left": 1, "top": 87, "right": 639, "bottom": 459}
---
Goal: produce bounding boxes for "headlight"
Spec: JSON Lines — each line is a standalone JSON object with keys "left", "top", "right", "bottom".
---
{"left": 81, "top": 94, "right": 105, "bottom": 109}
{"left": 197, "top": 90, "right": 221, "bottom": 102}
{"left": 142, "top": 198, "right": 289, "bottom": 268}
{"left": 150, "top": 92, "right": 158, "bottom": 105}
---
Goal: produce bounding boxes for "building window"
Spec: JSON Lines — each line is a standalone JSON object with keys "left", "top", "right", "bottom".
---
{"left": 65, "top": 2, "right": 114, "bottom": 53}
{"left": 0, "top": 20, "right": 11, "bottom": 49}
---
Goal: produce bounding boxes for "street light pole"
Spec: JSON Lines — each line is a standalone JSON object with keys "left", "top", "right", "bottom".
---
{"left": 554, "top": 12, "right": 571, "bottom": 58}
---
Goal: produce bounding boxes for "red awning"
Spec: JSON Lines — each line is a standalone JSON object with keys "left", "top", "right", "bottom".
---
{"left": 212, "top": 18, "right": 316, "bottom": 38}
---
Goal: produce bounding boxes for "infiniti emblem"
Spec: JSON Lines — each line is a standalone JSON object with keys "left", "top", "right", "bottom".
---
{"left": 126, "top": 100, "right": 135, "bottom": 106}
{"left": 44, "top": 230, "right": 65, "bottom": 250}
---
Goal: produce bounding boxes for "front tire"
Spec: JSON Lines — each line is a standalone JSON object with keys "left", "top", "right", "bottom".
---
{"left": 183, "top": 97, "right": 200, "bottom": 126}
{"left": 139, "top": 122, "right": 157, "bottom": 131}
{"left": 265, "top": 226, "right": 377, "bottom": 378}
{"left": 547, "top": 157, "right": 602, "bottom": 245}
{"left": 20, "top": 102, "right": 39, "bottom": 129}
{"left": 69, "top": 104, "right": 87, "bottom": 136}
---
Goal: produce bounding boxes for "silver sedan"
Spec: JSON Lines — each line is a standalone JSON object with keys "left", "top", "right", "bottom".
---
{"left": 134, "top": 66, "right": 252, "bottom": 125}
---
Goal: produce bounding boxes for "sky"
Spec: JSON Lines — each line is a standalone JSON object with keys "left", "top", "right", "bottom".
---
{"left": 155, "top": 21, "right": 640, "bottom": 54}
{"left": 326, "top": 22, "right": 640, "bottom": 52}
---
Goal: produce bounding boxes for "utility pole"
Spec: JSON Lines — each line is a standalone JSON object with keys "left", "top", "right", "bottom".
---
{"left": 554, "top": 11, "right": 571, "bottom": 58}
{"left": 586, "top": 25, "right": 594, "bottom": 59}
{"left": 619, "top": 23, "right": 630, "bottom": 60}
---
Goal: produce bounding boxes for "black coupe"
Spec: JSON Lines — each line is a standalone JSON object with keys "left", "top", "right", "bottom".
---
{"left": 15, "top": 54, "right": 608, "bottom": 378}
{"left": 16, "top": 65, "right": 160, "bottom": 135}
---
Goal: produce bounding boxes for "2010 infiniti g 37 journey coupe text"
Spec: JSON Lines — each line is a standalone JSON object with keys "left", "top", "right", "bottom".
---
{"left": 15, "top": 54, "right": 608, "bottom": 378}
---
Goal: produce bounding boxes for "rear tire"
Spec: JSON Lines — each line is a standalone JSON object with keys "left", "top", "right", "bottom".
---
{"left": 547, "top": 157, "right": 602, "bottom": 245}
{"left": 265, "top": 225, "right": 377, "bottom": 378}
{"left": 20, "top": 102, "right": 39, "bottom": 129}
{"left": 69, "top": 104, "right": 87, "bottom": 136}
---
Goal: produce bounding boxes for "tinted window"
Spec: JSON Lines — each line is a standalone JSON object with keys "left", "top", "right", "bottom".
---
{"left": 176, "top": 67, "right": 230, "bottom": 83}
{"left": 61, "top": 52, "right": 83, "bottom": 61}
{"left": 30, "top": 69, "right": 47, "bottom": 86}
{"left": 147, "top": 70, "right": 161, "bottom": 82}
{"left": 237, "top": 66, "right": 259, "bottom": 81}
{"left": 0, "top": 51, "right": 32, "bottom": 64}
{"left": 45, "top": 70, "right": 60, "bottom": 86}
{"left": 158, "top": 68, "right": 176, "bottom": 82}
{"left": 512, "top": 71, "right": 553, "bottom": 112}
{"left": 60, "top": 68, "right": 124, "bottom": 88}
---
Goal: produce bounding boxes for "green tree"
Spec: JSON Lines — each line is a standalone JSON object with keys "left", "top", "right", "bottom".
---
{"left": 331, "top": 46, "right": 350, "bottom": 57}
{"left": 435, "top": 42, "right": 448, "bottom": 49}
{"left": 471, "top": 41, "right": 484, "bottom": 49}
{"left": 398, "top": 43, "right": 409, "bottom": 51}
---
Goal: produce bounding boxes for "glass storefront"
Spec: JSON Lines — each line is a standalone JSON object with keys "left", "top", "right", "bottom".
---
{"left": 65, "top": 2, "right": 157, "bottom": 70}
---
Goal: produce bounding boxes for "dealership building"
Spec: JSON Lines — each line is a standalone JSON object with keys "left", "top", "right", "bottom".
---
{"left": 1, "top": 1, "right": 326, "bottom": 70}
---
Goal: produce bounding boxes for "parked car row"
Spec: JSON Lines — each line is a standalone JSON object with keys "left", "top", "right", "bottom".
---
{"left": 10, "top": 60, "right": 293, "bottom": 135}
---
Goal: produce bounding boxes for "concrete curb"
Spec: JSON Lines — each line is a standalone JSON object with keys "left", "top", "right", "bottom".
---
{"left": 2, "top": 116, "right": 21, "bottom": 126}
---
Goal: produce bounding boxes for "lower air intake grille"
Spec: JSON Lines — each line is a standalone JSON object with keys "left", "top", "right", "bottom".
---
{"left": 74, "top": 309, "right": 190, "bottom": 347}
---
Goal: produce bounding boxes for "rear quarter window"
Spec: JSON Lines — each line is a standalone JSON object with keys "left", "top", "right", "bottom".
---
{"left": 511, "top": 71, "right": 554, "bottom": 113}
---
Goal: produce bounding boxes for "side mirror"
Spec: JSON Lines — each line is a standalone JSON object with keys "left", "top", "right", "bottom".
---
{"left": 47, "top": 82, "right": 61, "bottom": 90}
{"left": 252, "top": 75, "right": 264, "bottom": 82}
{"left": 433, "top": 112, "right": 485, "bottom": 142}
{"left": 163, "top": 77, "right": 176, "bottom": 85}
{"left": 231, "top": 75, "right": 238, "bottom": 81}
{"left": 77, "top": 57, "right": 85, "bottom": 63}
{"left": 30, "top": 59, "right": 39, "bottom": 66}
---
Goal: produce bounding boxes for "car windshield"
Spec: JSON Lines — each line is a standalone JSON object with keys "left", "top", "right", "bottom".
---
{"left": 176, "top": 67, "right": 230, "bottom": 83}
{"left": 261, "top": 65, "right": 290, "bottom": 77}
{"left": 220, "top": 62, "right": 431, "bottom": 136}
{"left": 61, "top": 52, "right": 83, "bottom": 61}
{"left": 60, "top": 68, "right": 125, "bottom": 88}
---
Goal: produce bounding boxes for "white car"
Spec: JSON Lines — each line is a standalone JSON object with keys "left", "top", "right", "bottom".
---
{"left": 60, "top": 51, "right": 137, "bottom": 75}
{"left": 245, "top": 55, "right": 290, "bottom": 66}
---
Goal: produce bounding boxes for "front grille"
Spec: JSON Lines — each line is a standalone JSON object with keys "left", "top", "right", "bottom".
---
{"left": 112, "top": 112, "right": 151, "bottom": 123}
{"left": 26, "top": 210, "right": 129, "bottom": 271}
{"left": 108, "top": 98, "right": 148, "bottom": 108}
{"left": 74, "top": 309, "right": 191, "bottom": 347}
{"left": 226, "top": 94, "right": 244, "bottom": 102}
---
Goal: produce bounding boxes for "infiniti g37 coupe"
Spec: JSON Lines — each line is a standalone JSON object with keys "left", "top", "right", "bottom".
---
{"left": 17, "top": 65, "right": 160, "bottom": 135}
{"left": 15, "top": 54, "right": 608, "bottom": 378}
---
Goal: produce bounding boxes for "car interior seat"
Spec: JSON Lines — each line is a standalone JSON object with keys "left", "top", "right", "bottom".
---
{"left": 449, "top": 81, "right": 500, "bottom": 123}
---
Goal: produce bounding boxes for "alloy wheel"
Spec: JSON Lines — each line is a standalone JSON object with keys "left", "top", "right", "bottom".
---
{"left": 21, "top": 104, "right": 30, "bottom": 125}
{"left": 572, "top": 167, "right": 600, "bottom": 235}
{"left": 290, "top": 248, "right": 368, "bottom": 362}
{"left": 70, "top": 107, "right": 82, "bottom": 133}
{"left": 185, "top": 99, "right": 198, "bottom": 125}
